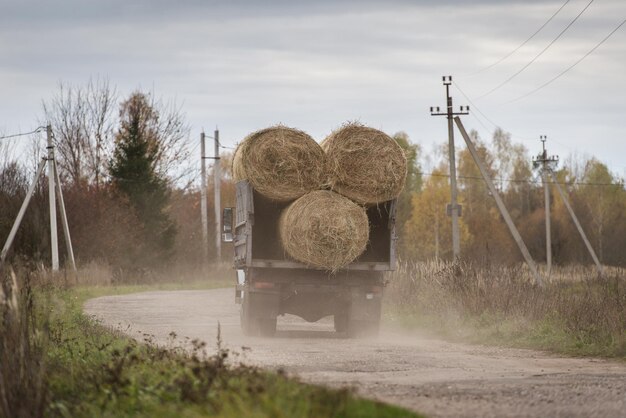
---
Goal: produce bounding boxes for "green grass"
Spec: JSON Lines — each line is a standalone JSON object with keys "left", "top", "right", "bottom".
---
{"left": 39, "top": 281, "right": 421, "bottom": 418}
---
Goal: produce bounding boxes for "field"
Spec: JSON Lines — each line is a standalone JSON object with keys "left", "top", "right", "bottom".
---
{"left": 385, "top": 261, "right": 626, "bottom": 358}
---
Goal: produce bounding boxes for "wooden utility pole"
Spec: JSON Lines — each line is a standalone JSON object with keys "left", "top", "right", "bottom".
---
{"left": 214, "top": 129, "right": 221, "bottom": 261}
{"left": 455, "top": 117, "right": 543, "bottom": 286}
{"left": 200, "top": 132, "right": 209, "bottom": 265}
{"left": 430, "top": 76, "right": 469, "bottom": 259}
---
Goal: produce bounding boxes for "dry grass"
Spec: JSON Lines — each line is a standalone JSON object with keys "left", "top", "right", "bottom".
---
{"left": 0, "top": 266, "right": 419, "bottom": 418}
{"left": 0, "top": 268, "right": 48, "bottom": 418}
{"left": 232, "top": 125, "right": 326, "bottom": 202}
{"left": 322, "top": 122, "right": 407, "bottom": 205}
{"left": 386, "top": 261, "right": 626, "bottom": 357}
{"left": 280, "top": 190, "right": 369, "bottom": 271}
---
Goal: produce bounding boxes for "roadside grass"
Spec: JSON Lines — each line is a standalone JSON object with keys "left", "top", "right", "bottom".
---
{"left": 2, "top": 266, "right": 421, "bottom": 418}
{"left": 385, "top": 261, "right": 626, "bottom": 359}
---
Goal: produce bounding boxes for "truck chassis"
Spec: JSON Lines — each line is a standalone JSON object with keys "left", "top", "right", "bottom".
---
{"left": 224, "top": 181, "right": 397, "bottom": 337}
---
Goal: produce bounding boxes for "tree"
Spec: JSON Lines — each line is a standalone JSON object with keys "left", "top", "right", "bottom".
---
{"left": 457, "top": 130, "right": 515, "bottom": 262}
{"left": 109, "top": 92, "right": 176, "bottom": 267}
{"left": 403, "top": 167, "right": 469, "bottom": 260}
{"left": 42, "top": 78, "right": 117, "bottom": 188}
{"left": 393, "top": 131, "right": 422, "bottom": 254}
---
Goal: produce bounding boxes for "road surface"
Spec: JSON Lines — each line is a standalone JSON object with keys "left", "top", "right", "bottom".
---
{"left": 84, "top": 288, "right": 626, "bottom": 418}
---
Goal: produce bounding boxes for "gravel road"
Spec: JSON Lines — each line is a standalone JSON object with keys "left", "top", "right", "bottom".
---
{"left": 84, "top": 288, "right": 626, "bottom": 418}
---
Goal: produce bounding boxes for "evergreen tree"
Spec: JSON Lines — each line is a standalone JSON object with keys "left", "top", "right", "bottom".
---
{"left": 109, "top": 92, "right": 176, "bottom": 267}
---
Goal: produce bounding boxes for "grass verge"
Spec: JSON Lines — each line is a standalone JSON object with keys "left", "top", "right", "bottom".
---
{"left": 385, "top": 261, "right": 626, "bottom": 358}
{"left": 2, "top": 268, "right": 421, "bottom": 418}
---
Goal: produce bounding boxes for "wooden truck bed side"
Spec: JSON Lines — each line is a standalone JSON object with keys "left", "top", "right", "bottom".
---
{"left": 233, "top": 180, "right": 397, "bottom": 271}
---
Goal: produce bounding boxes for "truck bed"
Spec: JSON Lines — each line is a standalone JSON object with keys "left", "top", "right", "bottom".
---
{"left": 233, "top": 181, "right": 397, "bottom": 271}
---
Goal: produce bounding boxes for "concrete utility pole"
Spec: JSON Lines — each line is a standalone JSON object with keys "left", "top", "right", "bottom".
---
{"left": 53, "top": 159, "right": 76, "bottom": 271}
{"left": 214, "top": 129, "right": 221, "bottom": 261}
{"left": 532, "top": 136, "right": 558, "bottom": 278}
{"left": 200, "top": 132, "right": 209, "bottom": 265}
{"left": 430, "top": 76, "right": 469, "bottom": 260}
{"left": 1, "top": 160, "right": 47, "bottom": 266}
{"left": 549, "top": 170, "right": 603, "bottom": 276}
{"left": 1, "top": 125, "right": 76, "bottom": 272}
{"left": 47, "top": 125, "right": 59, "bottom": 271}
{"left": 455, "top": 117, "right": 543, "bottom": 286}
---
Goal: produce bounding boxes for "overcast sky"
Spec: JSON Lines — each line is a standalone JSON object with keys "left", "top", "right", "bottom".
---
{"left": 1, "top": 0, "right": 625, "bottom": 178}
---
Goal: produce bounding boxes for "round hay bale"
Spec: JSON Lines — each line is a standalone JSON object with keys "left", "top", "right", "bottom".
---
{"left": 232, "top": 126, "right": 325, "bottom": 201}
{"left": 322, "top": 123, "right": 407, "bottom": 205}
{"left": 279, "top": 190, "right": 369, "bottom": 271}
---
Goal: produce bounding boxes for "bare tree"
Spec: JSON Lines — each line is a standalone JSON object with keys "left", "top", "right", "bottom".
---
{"left": 42, "top": 77, "right": 117, "bottom": 188}
{"left": 84, "top": 78, "right": 117, "bottom": 188}
{"left": 145, "top": 94, "right": 191, "bottom": 183}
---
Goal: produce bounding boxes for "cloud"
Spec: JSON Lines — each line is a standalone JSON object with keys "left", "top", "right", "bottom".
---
{"left": 1, "top": 0, "right": 625, "bottom": 172}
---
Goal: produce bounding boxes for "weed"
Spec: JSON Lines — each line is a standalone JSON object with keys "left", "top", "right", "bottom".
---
{"left": 386, "top": 261, "right": 626, "bottom": 357}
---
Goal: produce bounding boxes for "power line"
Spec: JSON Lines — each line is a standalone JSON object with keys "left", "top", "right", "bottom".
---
{"left": 477, "top": 0, "right": 595, "bottom": 99}
{"left": 453, "top": 80, "right": 536, "bottom": 143}
{"left": 469, "top": 0, "right": 571, "bottom": 76}
{"left": 0, "top": 126, "right": 46, "bottom": 140}
{"left": 202, "top": 133, "right": 234, "bottom": 150}
{"left": 507, "top": 18, "right": 626, "bottom": 103}
{"left": 419, "top": 170, "right": 623, "bottom": 187}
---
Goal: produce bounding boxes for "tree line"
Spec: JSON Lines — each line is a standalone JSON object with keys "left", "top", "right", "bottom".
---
{"left": 395, "top": 129, "right": 626, "bottom": 267}
{"left": 1, "top": 79, "right": 624, "bottom": 275}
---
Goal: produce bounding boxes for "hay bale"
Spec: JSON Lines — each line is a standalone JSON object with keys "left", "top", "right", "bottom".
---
{"left": 279, "top": 190, "right": 369, "bottom": 271}
{"left": 322, "top": 123, "right": 407, "bottom": 205}
{"left": 232, "top": 126, "right": 325, "bottom": 201}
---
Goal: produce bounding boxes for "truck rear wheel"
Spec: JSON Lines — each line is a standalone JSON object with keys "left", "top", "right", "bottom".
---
{"left": 240, "top": 290, "right": 277, "bottom": 337}
{"left": 347, "top": 318, "right": 380, "bottom": 338}
{"left": 334, "top": 312, "right": 349, "bottom": 333}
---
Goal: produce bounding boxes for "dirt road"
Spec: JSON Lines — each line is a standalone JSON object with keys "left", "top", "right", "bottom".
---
{"left": 84, "top": 288, "right": 626, "bottom": 417}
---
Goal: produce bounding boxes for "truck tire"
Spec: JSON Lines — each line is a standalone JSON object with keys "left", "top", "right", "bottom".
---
{"left": 257, "top": 317, "right": 277, "bottom": 337}
{"left": 347, "top": 318, "right": 380, "bottom": 338}
{"left": 240, "top": 290, "right": 277, "bottom": 337}
{"left": 334, "top": 313, "right": 349, "bottom": 333}
{"left": 240, "top": 293, "right": 253, "bottom": 336}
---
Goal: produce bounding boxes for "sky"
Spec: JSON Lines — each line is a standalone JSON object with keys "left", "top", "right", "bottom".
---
{"left": 1, "top": 0, "right": 625, "bottom": 179}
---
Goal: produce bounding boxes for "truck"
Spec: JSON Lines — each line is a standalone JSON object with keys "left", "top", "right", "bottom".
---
{"left": 221, "top": 180, "right": 397, "bottom": 337}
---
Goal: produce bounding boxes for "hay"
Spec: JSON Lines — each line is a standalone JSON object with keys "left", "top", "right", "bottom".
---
{"left": 279, "top": 190, "right": 369, "bottom": 271}
{"left": 322, "top": 123, "right": 407, "bottom": 205}
{"left": 232, "top": 126, "right": 325, "bottom": 201}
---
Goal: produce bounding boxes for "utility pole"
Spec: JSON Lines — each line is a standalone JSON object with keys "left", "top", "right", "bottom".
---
{"left": 1, "top": 125, "right": 75, "bottom": 271}
{"left": 214, "top": 128, "right": 221, "bottom": 261}
{"left": 455, "top": 117, "right": 543, "bottom": 286}
{"left": 549, "top": 170, "right": 603, "bottom": 276}
{"left": 47, "top": 125, "right": 59, "bottom": 271}
{"left": 200, "top": 132, "right": 209, "bottom": 266}
{"left": 430, "top": 75, "right": 469, "bottom": 260}
{"left": 53, "top": 158, "right": 76, "bottom": 271}
{"left": 201, "top": 129, "right": 222, "bottom": 263}
{"left": 532, "top": 136, "right": 558, "bottom": 278}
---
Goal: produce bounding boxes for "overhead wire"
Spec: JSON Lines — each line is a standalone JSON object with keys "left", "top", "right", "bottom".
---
{"left": 453, "top": 80, "right": 536, "bottom": 143}
{"left": 0, "top": 126, "right": 46, "bottom": 140}
{"left": 476, "top": 0, "right": 595, "bottom": 99}
{"left": 507, "top": 17, "right": 626, "bottom": 103}
{"left": 469, "top": 0, "right": 571, "bottom": 76}
{"left": 419, "top": 171, "right": 623, "bottom": 187}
